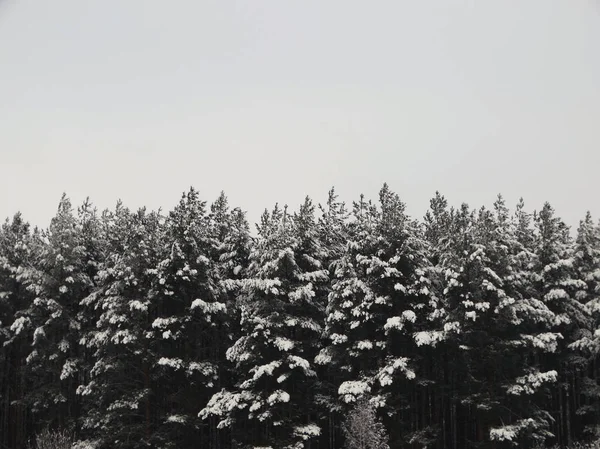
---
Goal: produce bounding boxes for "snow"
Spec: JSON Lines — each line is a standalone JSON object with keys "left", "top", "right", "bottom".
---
{"left": 107, "top": 399, "right": 139, "bottom": 411}
{"left": 226, "top": 338, "right": 253, "bottom": 363}
{"left": 330, "top": 333, "right": 348, "bottom": 345}
{"left": 191, "top": 298, "right": 227, "bottom": 314}
{"left": 465, "top": 311, "right": 477, "bottom": 321}
{"left": 288, "top": 284, "right": 315, "bottom": 302}
{"left": 199, "top": 389, "right": 254, "bottom": 422}
{"left": 187, "top": 361, "right": 218, "bottom": 378}
{"left": 378, "top": 357, "right": 415, "bottom": 386}
{"left": 33, "top": 326, "right": 46, "bottom": 343}
{"left": 293, "top": 424, "right": 321, "bottom": 440}
{"left": 166, "top": 415, "right": 187, "bottom": 424}
{"left": 72, "top": 440, "right": 99, "bottom": 449}
{"left": 274, "top": 337, "right": 295, "bottom": 351}
{"left": 314, "top": 348, "right": 333, "bottom": 365}
{"left": 60, "top": 360, "right": 77, "bottom": 380}
{"left": 110, "top": 330, "right": 137, "bottom": 345}
{"left": 490, "top": 425, "right": 518, "bottom": 441}
{"left": 297, "top": 269, "right": 328, "bottom": 282}
{"left": 162, "top": 330, "right": 175, "bottom": 340}
{"left": 10, "top": 316, "right": 30, "bottom": 335}
{"left": 356, "top": 340, "right": 373, "bottom": 350}
{"left": 129, "top": 300, "right": 148, "bottom": 312}
{"left": 474, "top": 301, "right": 490, "bottom": 311}
{"left": 543, "top": 259, "right": 573, "bottom": 272}
{"left": 490, "top": 419, "right": 536, "bottom": 441}
{"left": 507, "top": 370, "right": 558, "bottom": 395}
{"left": 521, "top": 332, "right": 562, "bottom": 353}
{"left": 545, "top": 288, "right": 568, "bottom": 301}
{"left": 276, "top": 373, "right": 289, "bottom": 383}
{"left": 403, "top": 310, "right": 417, "bottom": 322}
{"left": 251, "top": 361, "right": 281, "bottom": 381}
{"left": 443, "top": 321, "right": 461, "bottom": 333}
{"left": 58, "top": 339, "right": 70, "bottom": 352}
{"left": 240, "top": 278, "right": 283, "bottom": 295}
{"left": 249, "top": 401, "right": 263, "bottom": 412}
{"left": 157, "top": 357, "right": 184, "bottom": 370}
{"left": 288, "top": 355, "right": 316, "bottom": 376}
{"left": 338, "top": 380, "right": 371, "bottom": 403}
{"left": 152, "top": 317, "right": 177, "bottom": 329}
{"left": 414, "top": 330, "right": 445, "bottom": 347}
{"left": 266, "top": 390, "right": 290, "bottom": 405}
{"left": 384, "top": 317, "right": 404, "bottom": 331}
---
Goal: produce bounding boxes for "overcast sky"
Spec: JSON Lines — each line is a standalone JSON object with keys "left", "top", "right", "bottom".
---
{"left": 1, "top": 0, "right": 599, "bottom": 232}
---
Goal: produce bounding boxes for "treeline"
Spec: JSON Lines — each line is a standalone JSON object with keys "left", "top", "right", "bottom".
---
{"left": 0, "top": 185, "right": 599, "bottom": 449}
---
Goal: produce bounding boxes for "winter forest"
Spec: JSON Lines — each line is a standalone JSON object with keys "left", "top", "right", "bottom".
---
{"left": 1, "top": 185, "right": 599, "bottom": 449}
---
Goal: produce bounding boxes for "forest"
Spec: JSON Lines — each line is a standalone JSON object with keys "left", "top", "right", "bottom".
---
{"left": 0, "top": 185, "right": 599, "bottom": 449}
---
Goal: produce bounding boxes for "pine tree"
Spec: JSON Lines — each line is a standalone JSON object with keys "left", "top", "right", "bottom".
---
{"left": 316, "top": 185, "right": 431, "bottom": 447}
{"left": 532, "top": 203, "right": 589, "bottom": 446}
{"left": 568, "top": 212, "right": 600, "bottom": 438}
{"left": 314, "top": 188, "right": 350, "bottom": 449}
{"left": 418, "top": 200, "right": 477, "bottom": 449}
{"left": 372, "top": 185, "right": 435, "bottom": 448}
{"left": 464, "top": 198, "right": 556, "bottom": 448}
{"left": 149, "top": 188, "right": 232, "bottom": 448}
{"left": 2, "top": 188, "right": 600, "bottom": 449}
{"left": 0, "top": 213, "right": 36, "bottom": 448}
{"left": 316, "top": 193, "right": 382, "bottom": 411}
{"left": 202, "top": 200, "right": 327, "bottom": 448}
{"left": 77, "top": 206, "right": 164, "bottom": 448}
{"left": 13, "top": 195, "right": 100, "bottom": 432}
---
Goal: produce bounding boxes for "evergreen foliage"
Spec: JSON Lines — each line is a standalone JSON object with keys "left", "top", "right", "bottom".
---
{"left": 0, "top": 187, "right": 598, "bottom": 449}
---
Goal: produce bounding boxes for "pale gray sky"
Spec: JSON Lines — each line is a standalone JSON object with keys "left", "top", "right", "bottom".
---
{"left": 1, "top": 0, "right": 599, "bottom": 231}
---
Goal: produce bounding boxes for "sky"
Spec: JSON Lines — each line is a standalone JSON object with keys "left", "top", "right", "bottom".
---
{"left": 1, "top": 0, "right": 599, "bottom": 232}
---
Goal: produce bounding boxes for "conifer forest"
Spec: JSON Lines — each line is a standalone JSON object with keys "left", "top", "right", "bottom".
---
{"left": 1, "top": 185, "right": 600, "bottom": 449}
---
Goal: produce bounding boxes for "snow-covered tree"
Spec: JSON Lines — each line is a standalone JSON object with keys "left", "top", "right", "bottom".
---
{"left": 467, "top": 198, "right": 557, "bottom": 448}
{"left": 208, "top": 192, "right": 251, "bottom": 283}
{"left": 0, "top": 213, "right": 37, "bottom": 448}
{"left": 419, "top": 196, "right": 560, "bottom": 448}
{"left": 316, "top": 193, "right": 383, "bottom": 408}
{"left": 77, "top": 206, "right": 165, "bottom": 449}
{"left": 316, "top": 185, "right": 433, "bottom": 447}
{"left": 201, "top": 199, "right": 327, "bottom": 448}
{"left": 0, "top": 188, "right": 599, "bottom": 449}
{"left": 12, "top": 195, "right": 102, "bottom": 432}
{"left": 313, "top": 188, "right": 350, "bottom": 448}
{"left": 568, "top": 212, "right": 600, "bottom": 438}
{"left": 148, "top": 188, "right": 235, "bottom": 448}
{"left": 531, "top": 203, "right": 590, "bottom": 446}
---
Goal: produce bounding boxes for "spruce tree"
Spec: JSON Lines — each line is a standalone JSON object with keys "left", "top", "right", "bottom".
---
{"left": 532, "top": 203, "right": 589, "bottom": 446}
{"left": 317, "top": 185, "right": 431, "bottom": 446}
{"left": 569, "top": 212, "right": 600, "bottom": 438}
{"left": 202, "top": 200, "right": 326, "bottom": 448}
{"left": 77, "top": 206, "right": 164, "bottom": 448}
{"left": 0, "top": 213, "right": 36, "bottom": 448}
{"left": 149, "top": 189, "right": 232, "bottom": 448}
{"left": 14, "top": 195, "right": 99, "bottom": 432}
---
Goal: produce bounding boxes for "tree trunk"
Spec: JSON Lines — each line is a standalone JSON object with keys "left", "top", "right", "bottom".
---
{"left": 565, "top": 377, "right": 572, "bottom": 446}
{"left": 144, "top": 361, "right": 151, "bottom": 441}
{"left": 558, "top": 385, "right": 564, "bottom": 446}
